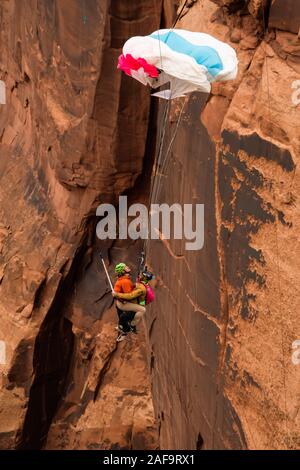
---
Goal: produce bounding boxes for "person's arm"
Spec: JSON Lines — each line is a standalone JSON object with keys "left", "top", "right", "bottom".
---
{"left": 115, "top": 286, "right": 144, "bottom": 301}
{"left": 112, "top": 278, "right": 134, "bottom": 298}
{"left": 113, "top": 277, "right": 123, "bottom": 293}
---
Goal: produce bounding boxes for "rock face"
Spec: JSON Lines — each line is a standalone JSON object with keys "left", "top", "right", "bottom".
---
{"left": 0, "top": 0, "right": 300, "bottom": 451}
{"left": 0, "top": 0, "right": 163, "bottom": 450}
{"left": 147, "top": 0, "right": 300, "bottom": 450}
{"left": 269, "top": 0, "right": 300, "bottom": 34}
{"left": 44, "top": 241, "right": 157, "bottom": 450}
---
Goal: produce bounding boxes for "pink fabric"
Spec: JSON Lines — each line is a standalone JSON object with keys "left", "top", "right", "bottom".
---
{"left": 145, "top": 284, "right": 155, "bottom": 304}
{"left": 118, "top": 54, "right": 158, "bottom": 78}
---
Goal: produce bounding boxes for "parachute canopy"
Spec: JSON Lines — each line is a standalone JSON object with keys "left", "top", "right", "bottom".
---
{"left": 118, "top": 29, "right": 238, "bottom": 99}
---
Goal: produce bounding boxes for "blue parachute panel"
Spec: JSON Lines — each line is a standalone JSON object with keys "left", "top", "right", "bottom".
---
{"left": 150, "top": 31, "right": 223, "bottom": 77}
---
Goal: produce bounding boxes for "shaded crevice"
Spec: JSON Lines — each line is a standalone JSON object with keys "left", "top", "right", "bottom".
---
{"left": 14, "top": 0, "right": 165, "bottom": 450}
{"left": 16, "top": 316, "right": 74, "bottom": 450}
{"left": 263, "top": 0, "right": 272, "bottom": 28}
{"left": 16, "top": 226, "right": 94, "bottom": 450}
{"left": 196, "top": 432, "right": 204, "bottom": 450}
{"left": 93, "top": 342, "right": 118, "bottom": 402}
{"left": 150, "top": 350, "right": 155, "bottom": 371}
{"left": 32, "top": 277, "right": 47, "bottom": 310}
{"left": 149, "top": 316, "right": 157, "bottom": 338}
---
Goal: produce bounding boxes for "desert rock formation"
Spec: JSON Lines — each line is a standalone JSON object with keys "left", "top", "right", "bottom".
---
{"left": 0, "top": 0, "right": 299, "bottom": 450}
{"left": 0, "top": 0, "right": 164, "bottom": 450}
{"left": 147, "top": 0, "right": 300, "bottom": 450}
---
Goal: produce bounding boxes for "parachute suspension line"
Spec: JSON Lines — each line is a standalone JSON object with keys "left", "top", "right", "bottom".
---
{"left": 144, "top": 0, "right": 168, "bottom": 256}
{"left": 143, "top": 97, "right": 186, "bottom": 260}
{"left": 150, "top": 0, "right": 189, "bottom": 191}
{"left": 152, "top": 0, "right": 164, "bottom": 69}
{"left": 171, "top": 0, "right": 189, "bottom": 29}
{"left": 143, "top": 0, "right": 189, "bottom": 260}
{"left": 158, "top": 29, "right": 163, "bottom": 69}
{"left": 151, "top": 100, "right": 171, "bottom": 204}
{"left": 163, "top": 0, "right": 189, "bottom": 45}
{"left": 153, "top": 0, "right": 189, "bottom": 69}
{"left": 152, "top": 98, "right": 186, "bottom": 206}
{"left": 261, "top": 3, "right": 289, "bottom": 443}
{"left": 144, "top": 99, "right": 171, "bottom": 258}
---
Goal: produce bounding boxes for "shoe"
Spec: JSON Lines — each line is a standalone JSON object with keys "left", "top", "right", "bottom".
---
{"left": 116, "top": 333, "right": 127, "bottom": 342}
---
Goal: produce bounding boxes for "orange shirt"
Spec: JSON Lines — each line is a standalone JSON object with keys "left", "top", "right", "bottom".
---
{"left": 114, "top": 275, "right": 134, "bottom": 294}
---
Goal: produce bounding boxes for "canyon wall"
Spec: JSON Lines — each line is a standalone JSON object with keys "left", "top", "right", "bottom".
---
{"left": 0, "top": 0, "right": 166, "bottom": 449}
{"left": 147, "top": 0, "right": 300, "bottom": 450}
{"left": 0, "top": 0, "right": 299, "bottom": 451}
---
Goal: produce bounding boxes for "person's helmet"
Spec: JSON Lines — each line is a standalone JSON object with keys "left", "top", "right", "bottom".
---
{"left": 141, "top": 268, "right": 154, "bottom": 283}
{"left": 115, "top": 263, "right": 126, "bottom": 276}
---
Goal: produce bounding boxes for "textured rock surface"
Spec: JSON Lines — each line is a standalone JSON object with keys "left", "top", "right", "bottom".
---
{"left": 147, "top": 0, "right": 300, "bottom": 450}
{"left": 1, "top": 0, "right": 300, "bottom": 451}
{"left": 44, "top": 241, "right": 157, "bottom": 450}
{"left": 269, "top": 0, "right": 300, "bottom": 35}
{"left": 0, "top": 0, "right": 162, "bottom": 450}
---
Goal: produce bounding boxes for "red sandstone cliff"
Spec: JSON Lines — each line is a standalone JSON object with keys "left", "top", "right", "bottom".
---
{"left": 0, "top": 0, "right": 299, "bottom": 450}
{"left": 147, "top": 0, "right": 300, "bottom": 450}
{"left": 0, "top": 0, "right": 164, "bottom": 449}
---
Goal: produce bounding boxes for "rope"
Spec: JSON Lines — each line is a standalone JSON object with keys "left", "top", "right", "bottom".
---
{"left": 157, "top": 0, "right": 189, "bottom": 65}
{"left": 144, "top": 0, "right": 189, "bottom": 259}
{"left": 150, "top": 100, "right": 171, "bottom": 205}
{"left": 144, "top": 0, "right": 169, "bottom": 241}
{"left": 152, "top": 98, "right": 186, "bottom": 206}
{"left": 171, "top": 0, "right": 189, "bottom": 29}
{"left": 144, "top": 97, "right": 186, "bottom": 257}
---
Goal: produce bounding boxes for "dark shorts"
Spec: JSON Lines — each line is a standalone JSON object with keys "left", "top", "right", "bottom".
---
{"left": 116, "top": 307, "right": 136, "bottom": 333}
{"left": 124, "top": 311, "right": 135, "bottom": 322}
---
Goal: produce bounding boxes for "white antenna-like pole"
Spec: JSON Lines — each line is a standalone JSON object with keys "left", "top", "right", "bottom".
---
{"left": 100, "top": 252, "right": 114, "bottom": 292}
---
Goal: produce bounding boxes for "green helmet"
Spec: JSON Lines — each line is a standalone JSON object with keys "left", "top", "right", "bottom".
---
{"left": 115, "top": 262, "right": 126, "bottom": 276}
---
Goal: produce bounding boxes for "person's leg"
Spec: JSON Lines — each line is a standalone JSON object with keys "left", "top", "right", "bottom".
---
{"left": 131, "top": 310, "right": 144, "bottom": 327}
{"left": 116, "top": 302, "right": 146, "bottom": 334}
{"left": 116, "top": 306, "right": 122, "bottom": 320}
{"left": 119, "top": 311, "right": 131, "bottom": 333}
{"left": 114, "top": 306, "right": 124, "bottom": 332}
{"left": 116, "top": 300, "right": 146, "bottom": 315}
{"left": 126, "top": 311, "right": 136, "bottom": 323}
{"left": 119, "top": 303, "right": 146, "bottom": 329}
